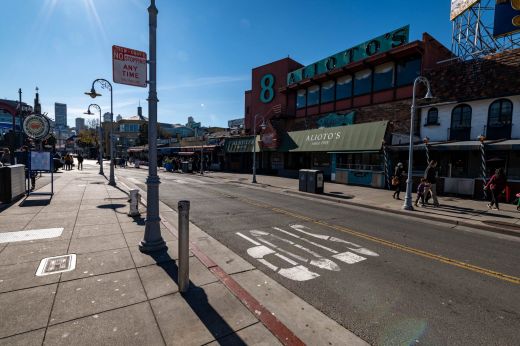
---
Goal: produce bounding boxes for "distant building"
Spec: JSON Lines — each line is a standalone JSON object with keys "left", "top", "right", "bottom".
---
{"left": 55, "top": 103, "right": 67, "bottom": 128}
{"left": 186, "top": 116, "right": 201, "bottom": 129}
{"left": 116, "top": 114, "right": 122, "bottom": 122}
{"left": 75, "top": 117, "right": 85, "bottom": 132}
{"left": 103, "top": 112, "right": 112, "bottom": 122}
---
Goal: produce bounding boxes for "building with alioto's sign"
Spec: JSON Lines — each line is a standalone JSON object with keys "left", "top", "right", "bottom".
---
{"left": 230, "top": 25, "right": 520, "bottom": 200}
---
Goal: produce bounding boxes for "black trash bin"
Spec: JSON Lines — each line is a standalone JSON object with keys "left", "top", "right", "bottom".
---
{"left": 306, "top": 170, "right": 324, "bottom": 194}
{"left": 299, "top": 169, "right": 308, "bottom": 192}
{"left": 181, "top": 161, "right": 193, "bottom": 173}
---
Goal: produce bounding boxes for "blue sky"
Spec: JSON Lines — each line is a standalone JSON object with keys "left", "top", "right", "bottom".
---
{"left": 0, "top": 0, "right": 452, "bottom": 128}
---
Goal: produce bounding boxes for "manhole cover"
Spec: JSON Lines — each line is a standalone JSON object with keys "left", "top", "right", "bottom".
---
{"left": 36, "top": 254, "right": 76, "bottom": 276}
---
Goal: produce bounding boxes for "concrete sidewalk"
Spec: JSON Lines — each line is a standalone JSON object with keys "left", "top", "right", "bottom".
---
{"left": 202, "top": 171, "right": 520, "bottom": 237}
{"left": 0, "top": 161, "right": 367, "bottom": 346}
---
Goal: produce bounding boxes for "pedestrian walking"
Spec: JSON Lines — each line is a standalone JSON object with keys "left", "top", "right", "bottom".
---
{"left": 0, "top": 148, "right": 11, "bottom": 165}
{"left": 392, "top": 162, "right": 405, "bottom": 200}
{"left": 77, "top": 153, "right": 84, "bottom": 170}
{"left": 415, "top": 178, "right": 429, "bottom": 207}
{"left": 485, "top": 168, "right": 507, "bottom": 210}
{"left": 424, "top": 160, "right": 440, "bottom": 207}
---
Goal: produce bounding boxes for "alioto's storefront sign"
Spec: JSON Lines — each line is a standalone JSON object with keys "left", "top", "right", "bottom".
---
{"left": 280, "top": 121, "right": 388, "bottom": 152}
{"left": 287, "top": 26, "right": 409, "bottom": 85}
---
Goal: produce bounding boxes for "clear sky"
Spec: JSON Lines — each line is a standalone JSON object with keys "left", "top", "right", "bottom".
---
{"left": 0, "top": 0, "right": 452, "bottom": 128}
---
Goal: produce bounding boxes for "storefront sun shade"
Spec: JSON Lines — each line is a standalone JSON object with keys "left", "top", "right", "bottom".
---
{"left": 280, "top": 121, "right": 388, "bottom": 153}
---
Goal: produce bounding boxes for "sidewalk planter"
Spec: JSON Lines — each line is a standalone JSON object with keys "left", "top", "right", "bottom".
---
{"left": 0, "top": 164, "right": 26, "bottom": 203}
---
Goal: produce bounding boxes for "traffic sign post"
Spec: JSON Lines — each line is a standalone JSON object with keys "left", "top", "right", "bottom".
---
{"left": 112, "top": 45, "right": 147, "bottom": 87}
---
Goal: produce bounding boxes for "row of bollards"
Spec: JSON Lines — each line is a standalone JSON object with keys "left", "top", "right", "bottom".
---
{"left": 128, "top": 190, "right": 190, "bottom": 293}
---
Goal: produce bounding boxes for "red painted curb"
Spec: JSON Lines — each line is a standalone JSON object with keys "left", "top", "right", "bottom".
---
{"left": 161, "top": 217, "right": 305, "bottom": 346}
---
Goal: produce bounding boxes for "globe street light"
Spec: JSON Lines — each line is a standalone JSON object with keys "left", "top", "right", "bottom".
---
{"left": 252, "top": 113, "right": 266, "bottom": 183}
{"left": 403, "top": 76, "right": 433, "bottom": 211}
{"left": 84, "top": 104, "right": 104, "bottom": 175}
{"left": 85, "top": 79, "right": 115, "bottom": 186}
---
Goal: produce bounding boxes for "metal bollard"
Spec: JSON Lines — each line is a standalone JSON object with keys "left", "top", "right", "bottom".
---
{"left": 178, "top": 200, "right": 190, "bottom": 293}
{"left": 128, "top": 189, "right": 141, "bottom": 217}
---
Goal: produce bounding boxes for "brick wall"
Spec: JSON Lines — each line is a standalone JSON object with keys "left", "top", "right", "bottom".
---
{"left": 425, "top": 48, "right": 520, "bottom": 102}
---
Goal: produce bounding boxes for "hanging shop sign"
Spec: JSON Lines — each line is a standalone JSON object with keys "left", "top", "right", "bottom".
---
{"left": 450, "top": 0, "right": 479, "bottom": 21}
{"left": 493, "top": 0, "right": 520, "bottom": 37}
{"left": 287, "top": 26, "right": 409, "bottom": 85}
{"left": 23, "top": 114, "right": 51, "bottom": 140}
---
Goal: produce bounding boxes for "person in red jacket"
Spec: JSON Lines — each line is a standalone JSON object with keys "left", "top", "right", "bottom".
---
{"left": 485, "top": 168, "right": 507, "bottom": 210}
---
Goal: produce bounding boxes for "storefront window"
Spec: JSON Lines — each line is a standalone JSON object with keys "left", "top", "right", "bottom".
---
{"left": 373, "top": 62, "right": 394, "bottom": 92}
{"left": 336, "top": 153, "right": 382, "bottom": 170}
{"left": 336, "top": 75, "right": 352, "bottom": 100}
{"left": 396, "top": 57, "right": 421, "bottom": 87}
{"left": 321, "top": 81, "right": 335, "bottom": 104}
{"left": 307, "top": 85, "right": 320, "bottom": 106}
{"left": 296, "top": 89, "right": 306, "bottom": 109}
{"left": 354, "top": 69, "right": 372, "bottom": 96}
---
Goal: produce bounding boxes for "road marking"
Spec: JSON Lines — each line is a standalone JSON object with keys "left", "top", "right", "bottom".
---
{"left": 0, "top": 228, "right": 64, "bottom": 244}
{"left": 229, "top": 195, "right": 520, "bottom": 285}
{"left": 237, "top": 225, "right": 375, "bottom": 281}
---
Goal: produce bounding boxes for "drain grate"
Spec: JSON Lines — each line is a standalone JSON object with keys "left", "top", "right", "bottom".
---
{"left": 36, "top": 254, "right": 76, "bottom": 276}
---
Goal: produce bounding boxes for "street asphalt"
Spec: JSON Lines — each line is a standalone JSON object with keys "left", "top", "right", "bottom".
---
{"left": 117, "top": 168, "right": 520, "bottom": 346}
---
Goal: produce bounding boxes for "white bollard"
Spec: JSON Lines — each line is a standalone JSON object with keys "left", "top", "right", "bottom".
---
{"left": 128, "top": 189, "right": 141, "bottom": 217}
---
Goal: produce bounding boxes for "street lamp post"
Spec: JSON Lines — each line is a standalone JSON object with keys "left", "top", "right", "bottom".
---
{"left": 403, "top": 76, "right": 433, "bottom": 211}
{"left": 252, "top": 114, "right": 266, "bottom": 183}
{"left": 84, "top": 104, "right": 104, "bottom": 175}
{"left": 85, "top": 79, "right": 115, "bottom": 186}
{"left": 423, "top": 136, "right": 430, "bottom": 165}
{"left": 139, "top": 0, "right": 166, "bottom": 253}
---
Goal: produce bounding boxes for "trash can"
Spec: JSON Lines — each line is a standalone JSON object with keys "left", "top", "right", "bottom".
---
{"left": 306, "top": 170, "right": 324, "bottom": 194}
{"left": 181, "top": 161, "right": 193, "bottom": 173}
{"left": 299, "top": 169, "right": 308, "bottom": 192}
{"left": 0, "top": 165, "right": 26, "bottom": 203}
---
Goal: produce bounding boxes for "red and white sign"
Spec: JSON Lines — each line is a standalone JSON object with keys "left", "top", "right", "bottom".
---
{"left": 112, "top": 45, "right": 147, "bottom": 87}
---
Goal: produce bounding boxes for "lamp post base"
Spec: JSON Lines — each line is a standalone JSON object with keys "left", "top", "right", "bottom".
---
{"left": 402, "top": 205, "right": 414, "bottom": 211}
{"left": 139, "top": 239, "right": 167, "bottom": 253}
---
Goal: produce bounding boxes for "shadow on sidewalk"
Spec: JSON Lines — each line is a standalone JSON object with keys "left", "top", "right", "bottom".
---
{"left": 147, "top": 251, "right": 247, "bottom": 345}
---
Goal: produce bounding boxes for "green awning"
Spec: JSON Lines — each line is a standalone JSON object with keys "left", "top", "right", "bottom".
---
{"left": 224, "top": 136, "right": 261, "bottom": 153}
{"left": 279, "top": 121, "right": 388, "bottom": 152}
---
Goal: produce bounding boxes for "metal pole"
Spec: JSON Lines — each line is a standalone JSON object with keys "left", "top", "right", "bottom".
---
{"left": 383, "top": 144, "right": 391, "bottom": 190}
{"left": 109, "top": 89, "right": 116, "bottom": 185}
{"left": 178, "top": 200, "right": 190, "bottom": 293}
{"left": 200, "top": 143, "right": 203, "bottom": 175}
{"left": 252, "top": 114, "right": 257, "bottom": 183}
{"left": 140, "top": 0, "right": 166, "bottom": 253}
{"left": 98, "top": 109, "right": 104, "bottom": 175}
{"left": 403, "top": 79, "right": 418, "bottom": 210}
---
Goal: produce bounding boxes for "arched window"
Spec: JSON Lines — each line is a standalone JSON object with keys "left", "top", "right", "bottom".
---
{"left": 488, "top": 99, "right": 513, "bottom": 127}
{"left": 487, "top": 99, "right": 513, "bottom": 139}
{"left": 450, "top": 104, "right": 472, "bottom": 140}
{"left": 425, "top": 108, "right": 439, "bottom": 125}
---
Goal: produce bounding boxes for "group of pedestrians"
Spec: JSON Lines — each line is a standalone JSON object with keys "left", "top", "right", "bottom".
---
{"left": 392, "top": 159, "right": 509, "bottom": 211}
{"left": 392, "top": 160, "right": 440, "bottom": 208}
{"left": 62, "top": 153, "right": 84, "bottom": 170}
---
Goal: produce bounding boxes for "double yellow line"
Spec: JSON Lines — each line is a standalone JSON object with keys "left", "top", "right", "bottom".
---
{"left": 230, "top": 193, "right": 520, "bottom": 285}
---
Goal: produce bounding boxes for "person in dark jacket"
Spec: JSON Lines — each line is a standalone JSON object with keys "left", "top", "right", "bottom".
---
{"left": 77, "top": 153, "right": 84, "bottom": 170}
{"left": 485, "top": 168, "right": 507, "bottom": 210}
{"left": 393, "top": 162, "right": 405, "bottom": 200}
{"left": 424, "top": 160, "right": 440, "bottom": 207}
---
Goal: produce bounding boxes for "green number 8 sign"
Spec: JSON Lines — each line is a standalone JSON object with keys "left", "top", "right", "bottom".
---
{"left": 260, "top": 74, "right": 275, "bottom": 103}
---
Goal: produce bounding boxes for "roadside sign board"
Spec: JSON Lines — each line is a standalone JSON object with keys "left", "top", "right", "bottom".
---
{"left": 112, "top": 45, "right": 147, "bottom": 87}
